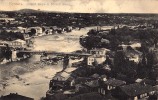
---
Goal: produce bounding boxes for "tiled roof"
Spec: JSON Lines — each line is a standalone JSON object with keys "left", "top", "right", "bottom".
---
{"left": 120, "top": 83, "right": 155, "bottom": 96}
{"left": 0, "top": 93, "right": 33, "bottom": 100}
{"left": 104, "top": 78, "right": 126, "bottom": 86}
{"left": 85, "top": 80, "right": 100, "bottom": 88}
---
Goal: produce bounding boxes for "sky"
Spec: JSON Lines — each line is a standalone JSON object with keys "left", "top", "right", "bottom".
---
{"left": 0, "top": 0, "right": 158, "bottom": 13}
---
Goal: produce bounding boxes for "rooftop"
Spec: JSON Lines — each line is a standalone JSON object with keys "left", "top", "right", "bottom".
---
{"left": 0, "top": 93, "right": 33, "bottom": 100}
{"left": 85, "top": 80, "right": 100, "bottom": 88}
{"left": 104, "top": 78, "right": 126, "bottom": 87}
{"left": 120, "top": 83, "right": 156, "bottom": 96}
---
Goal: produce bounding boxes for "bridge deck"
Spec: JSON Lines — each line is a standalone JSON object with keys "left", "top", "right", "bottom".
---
{"left": 18, "top": 50, "right": 92, "bottom": 56}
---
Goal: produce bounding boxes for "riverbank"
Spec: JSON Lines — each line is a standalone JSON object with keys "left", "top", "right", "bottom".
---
{"left": 0, "top": 65, "right": 63, "bottom": 100}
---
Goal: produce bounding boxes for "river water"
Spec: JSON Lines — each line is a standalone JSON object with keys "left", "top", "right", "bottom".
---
{"left": 0, "top": 26, "right": 112, "bottom": 100}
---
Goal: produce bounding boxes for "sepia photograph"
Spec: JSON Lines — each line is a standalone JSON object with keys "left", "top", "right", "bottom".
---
{"left": 0, "top": 0, "right": 158, "bottom": 100}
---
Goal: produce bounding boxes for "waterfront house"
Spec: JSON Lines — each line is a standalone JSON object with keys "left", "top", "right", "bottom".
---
{"left": 7, "top": 39, "right": 27, "bottom": 49}
{"left": 48, "top": 71, "right": 75, "bottom": 98}
{"left": 49, "top": 68, "right": 77, "bottom": 90}
{"left": 5, "top": 27, "right": 26, "bottom": 33}
{"left": 52, "top": 71, "right": 71, "bottom": 83}
{"left": 49, "top": 71, "right": 71, "bottom": 90}
{"left": 98, "top": 78, "right": 126, "bottom": 95}
{"left": 42, "top": 26, "right": 53, "bottom": 35}
{"left": 87, "top": 48, "right": 110, "bottom": 66}
{"left": 113, "top": 83, "right": 156, "bottom": 100}
{"left": 89, "top": 48, "right": 110, "bottom": 56}
{"left": 0, "top": 93, "right": 33, "bottom": 100}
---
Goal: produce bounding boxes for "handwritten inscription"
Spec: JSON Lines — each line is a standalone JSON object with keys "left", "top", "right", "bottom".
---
{"left": 8, "top": 1, "right": 72, "bottom": 6}
{"left": 9, "top": 2, "right": 23, "bottom": 5}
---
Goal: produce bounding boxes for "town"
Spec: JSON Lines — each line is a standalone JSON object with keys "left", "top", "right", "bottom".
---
{"left": 0, "top": 9, "right": 158, "bottom": 100}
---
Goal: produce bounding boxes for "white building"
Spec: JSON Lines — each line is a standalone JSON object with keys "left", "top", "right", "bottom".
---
{"left": 87, "top": 48, "right": 110, "bottom": 66}
{"left": 90, "top": 48, "right": 110, "bottom": 56}
{"left": 119, "top": 42, "right": 141, "bottom": 50}
{"left": 125, "top": 49, "right": 142, "bottom": 63}
{"left": 8, "top": 39, "right": 27, "bottom": 49}
{"left": 11, "top": 50, "right": 17, "bottom": 61}
{"left": 0, "top": 18, "right": 15, "bottom": 22}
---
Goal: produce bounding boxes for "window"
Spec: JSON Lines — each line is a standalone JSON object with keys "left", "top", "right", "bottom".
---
{"left": 100, "top": 51, "right": 103, "bottom": 55}
{"left": 149, "top": 91, "right": 155, "bottom": 95}
{"left": 98, "top": 88, "right": 100, "bottom": 93}
{"left": 107, "top": 85, "right": 112, "bottom": 90}
{"left": 134, "top": 96, "right": 138, "bottom": 100}
{"left": 103, "top": 90, "right": 105, "bottom": 95}
{"left": 140, "top": 94, "right": 143, "bottom": 98}
{"left": 101, "top": 88, "right": 104, "bottom": 94}
{"left": 144, "top": 93, "right": 147, "bottom": 96}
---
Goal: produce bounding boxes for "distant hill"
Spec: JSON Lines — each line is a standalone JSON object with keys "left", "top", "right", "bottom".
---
{"left": 16, "top": 9, "right": 43, "bottom": 13}
{"left": 0, "top": 9, "right": 158, "bottom": 15}
{"left": 9, "top": 9, "right": 67, "bottom": 13}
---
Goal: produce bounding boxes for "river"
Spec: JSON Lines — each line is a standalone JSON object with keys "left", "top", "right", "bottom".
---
{"left": 0, "top": 26, "right": 113, "bottom": 100}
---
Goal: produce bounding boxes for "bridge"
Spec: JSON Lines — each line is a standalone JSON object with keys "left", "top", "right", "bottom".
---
{"left": 18, "top": 50, "right": 92, "bottom": 69}
{"left": 18, "top": 50, "right": 92, "bottom": 56}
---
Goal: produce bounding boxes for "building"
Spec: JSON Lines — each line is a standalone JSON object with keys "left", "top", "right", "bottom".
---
{"left": 7, "top": 39, "right": 27, "bottom": 49}
{"left": 84, "top": 79, "right": 100, "bottom": 93}
{"left": 42, "top": 26, "right": 53, "bottom": 35}
{"left": 98, "top": 78, "right": 126, "bottom": 95}
{"left": 124, "top": 49, "right": 142, "bottom": 63}
{"left": 0, "top": 18, "right": 15, "bottom": 23}
{"left": 87, "top": 48, "right": 110, "bottom": 66}
{"left": 5, "top": 27, "right": 26, "bottom": 33}
{"left": 119, "top": 42, "right": 141, "bottom": 50}
{"left": 89, "top": 48, "right": 110, "bottom": 56}
{"left": 52, "top": 71, "right": 71, "bottom": 83}
{"left": 0, "top": 93, "right": 33, "bottom": 100}
{"left": 47, "top": 68, "right": 77, "bottom": 99}
{"left": 113, "top": 83, "right": 156, "bottom": 100}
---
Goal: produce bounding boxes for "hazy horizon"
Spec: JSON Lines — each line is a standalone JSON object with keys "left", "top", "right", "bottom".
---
{"left": 0, "top": 0, "right": 158, "bottom": 13}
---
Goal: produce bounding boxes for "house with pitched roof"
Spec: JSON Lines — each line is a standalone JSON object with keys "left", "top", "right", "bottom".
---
{"left": 87, "top": 48, "right": 110, "bottom": 66}
{"left": 0, "top": 93, "right": 33, "bottom": 100}
{"left": 113, "top": 83, "right": 156, "bottom": 100}
{"left": 124, "top": 49, "right": 143, "bottom": 63}
{"left": 98, "top": 78, "right": 126, "bottom": 95}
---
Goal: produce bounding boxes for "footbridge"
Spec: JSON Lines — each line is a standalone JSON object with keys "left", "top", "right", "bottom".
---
{"left": 18, "top": 50, "right": 91, "bottom": 56}
{"left": 18, "top": 50, "right": 91, "bottom": 69}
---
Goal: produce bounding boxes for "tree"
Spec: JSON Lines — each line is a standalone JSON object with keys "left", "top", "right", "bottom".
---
{"left": 28, "top": 29, "right": 36, "bottom": 36}
{"left": 87, "top": 29, "right": 98, "bottom": 36}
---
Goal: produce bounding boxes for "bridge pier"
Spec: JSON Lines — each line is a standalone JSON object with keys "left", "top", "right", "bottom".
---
{"left": 11, "top": 50, "right": 18, "bottom": 61}
{"left": 63, "top": 55, "right": 70, "bottom": 70}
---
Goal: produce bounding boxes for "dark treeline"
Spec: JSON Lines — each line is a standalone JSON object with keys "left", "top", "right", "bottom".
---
{"left": 80, "top": 26, "right": 158, "bottom": 51}
{"left": 1, "top": 10, "right": 158, "bottom": 28}
{"left": 0, "top": 30, "right": 24, "bottom": 41}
